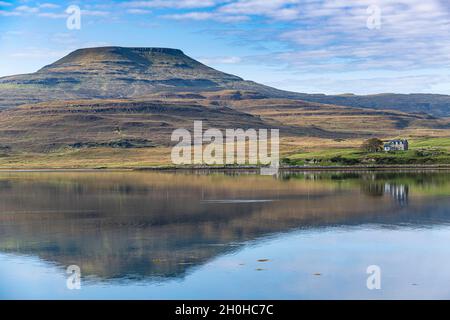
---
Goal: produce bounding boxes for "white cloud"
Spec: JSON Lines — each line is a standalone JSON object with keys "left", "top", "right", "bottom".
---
{"left": 123, "top": 0, "right": 222, "bottom": 9}
{"left": 0, "top": 3, "right": 109, "bottom": 19}
{"left": 15, "top": 5, "right": 39, "bottom": 13}
{"left": 37, "top": 12, "right": 66, "bottom": 18}
{"left": 10, "top": 47, "right": 71, "bottom": 59}
{"left": 50, "top": 32, "right": 78, "bottom": 45}
{"left": 0, "top": 10, "right": 20, "bottom": 16}
{"left": 198, "top": 56, "right": 242, "bottom": 64}
{"left": 219, "top": 0, "right": 301, "bottom": 21}
{"left": 81, "top": 10, "right": 110, "bottom": 16}
{"left": 0, "top": 3, "right": 57, "bottom": 17}
{"left": 182, "top": 0, "right": 450, "bottom": 73}
{"left": 39, "top": 3, "right": 60, "bottom": 9}
{"left": 162, "top": 0, "right": 302, "bottom": 21}
{"left": 2, "top": 0, "right": 450, "bottom": 94}
{"left": 126, "top": 8, "right": 152, "bottom": 14}
{"left": 165, "top": 11, "right": 248, "bottom": 22}
{"left": 265, "top": 73, "right": 450, "bottom": 95}
{"left": 273, "top": 0, "right": 450, "bottom": 71}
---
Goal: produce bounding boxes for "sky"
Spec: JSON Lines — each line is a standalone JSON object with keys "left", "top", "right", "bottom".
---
{"left": 0, "top": 0, "right": 449, "bottom": 95}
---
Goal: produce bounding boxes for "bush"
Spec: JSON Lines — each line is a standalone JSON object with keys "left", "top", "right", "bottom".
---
{"left": 361, "top": 138, "right": 384, "bottom": 153}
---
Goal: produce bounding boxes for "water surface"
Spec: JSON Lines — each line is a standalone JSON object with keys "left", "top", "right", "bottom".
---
{"left": 0, "top": 171, "right": 450, "bottom": 299}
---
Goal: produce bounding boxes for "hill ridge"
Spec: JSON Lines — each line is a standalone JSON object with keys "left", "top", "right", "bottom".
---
{"left": 0, "top": 46, "right": 449, "bottom": 117}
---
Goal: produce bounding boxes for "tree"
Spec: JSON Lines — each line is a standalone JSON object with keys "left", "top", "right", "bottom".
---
{"left": 361, "top": 138, "right": 383, "bottom": 153}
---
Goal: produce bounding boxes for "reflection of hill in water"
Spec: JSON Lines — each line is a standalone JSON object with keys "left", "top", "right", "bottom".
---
{"left": 0, "top": 171, "right": 449, "bottom": 281}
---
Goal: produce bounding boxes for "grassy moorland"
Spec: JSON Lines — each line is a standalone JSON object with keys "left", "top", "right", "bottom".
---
{"left": 0, "top": 94, "right": 449, "bottom": 169}
{"left": 282, "top": 137, "right": 450, "bottom": 166}
{"left": 1, "top": 137, "right": 450, "bottom": 169}
{"left": 1, "top": 47, "right": 450, "bottom": 169}
{"left": 0, "top": 147, "right": 172, "bottom": 169}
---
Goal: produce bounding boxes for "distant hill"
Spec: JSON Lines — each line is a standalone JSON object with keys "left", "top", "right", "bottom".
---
{"left": 0, "top": 46, "right": 449, "bottom": 117}
{"left": 293, "top": 93, "right": 450, "bottom": 118}
{"left": 0, "top": 97, "right": 278, "bottom": 152}
{"left": 0, "top": 46, "right": 288, "bottom": 109}
{"left": 0, "top": 92, "right": 447, "bottom": 154}
{"left": 0, "top": 46, "right": 449, "bottom": 167}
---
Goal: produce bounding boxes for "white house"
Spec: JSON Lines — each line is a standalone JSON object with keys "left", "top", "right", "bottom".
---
{"left": 384, "top": 139, "right": 409, "bottom": 152}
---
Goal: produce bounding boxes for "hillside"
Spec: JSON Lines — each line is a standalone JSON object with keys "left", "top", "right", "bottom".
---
{"left": 0, "top": 93, "right": 384, "bottom": 154}
{"left": 0, "top": 46, "right": 449, "bottom": 167}
{"left": 1, "top": 91, "right": 448, "bottom": 153}
{"left": 0, "top": 97, "right": 285, "bottom": 152}
{"left": 0, "top": 91, "right": 448, "bottom": 168}
{"left": 0, "top": 46, "right": 449, "bottom": 117}
{"left": 0, "top": 47, "right": 288, "bottom": 109}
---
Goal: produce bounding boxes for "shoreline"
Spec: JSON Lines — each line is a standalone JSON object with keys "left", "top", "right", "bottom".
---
{"left": 1, "top": 164, "right": 450, "bottom": 172}
{"left": 135, "top": 164, "right": 450, "bottom": 173}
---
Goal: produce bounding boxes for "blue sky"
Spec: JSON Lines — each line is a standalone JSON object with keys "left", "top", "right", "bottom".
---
{"left": 1, "top": 0, "right": 449, "bottom": 94}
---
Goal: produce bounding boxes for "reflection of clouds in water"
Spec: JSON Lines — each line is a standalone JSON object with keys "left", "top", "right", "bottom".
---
{"left": 3, "top": 226, "right": 450, "bottom": 299}
{"left": 0, "top": 171, "right": 449, "bottom": 290}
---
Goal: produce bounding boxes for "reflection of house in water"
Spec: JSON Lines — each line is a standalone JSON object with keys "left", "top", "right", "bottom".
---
{"left": 384, "top": 183, "right": 409, "bottom": 206}
{"left": 361, "top": 180, "right": 409, "bottom": 206}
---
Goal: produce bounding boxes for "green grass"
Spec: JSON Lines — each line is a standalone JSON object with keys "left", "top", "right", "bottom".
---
{"left": 284, "top": 137, "right": 450, "bottom": 166}
{"left": 0, "top": 83, "right": 39, "bottom": 90}
{"left": 1, "top": 137, "right": 450, "bottom": 169}
{"left": 409, "top": 137, "right": 450, "bottom": 150}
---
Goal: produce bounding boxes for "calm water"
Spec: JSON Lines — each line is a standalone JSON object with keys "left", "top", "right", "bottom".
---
{"left": 1, "top": 170, "right": 450, "bottom": 299}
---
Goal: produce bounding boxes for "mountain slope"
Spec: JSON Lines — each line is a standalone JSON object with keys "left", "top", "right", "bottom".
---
{"left": 0, "top": 46, "right": 449, "bottom": 167}
{"left": 0, "top": 95, "right": 358, "bottom": 153}
{"left": 0, "top": 46, "right": 449, "bottom": 117}
{"left": 0, "top": 92, "right": 447, "bottom": 155}
{"left": 0, "top": 46, "right": 288, "bottom": 109}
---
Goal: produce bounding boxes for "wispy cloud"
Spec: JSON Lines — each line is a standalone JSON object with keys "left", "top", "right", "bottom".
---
{"left": 0, "top": 10, "right": 20, "bottom": 16}
{"left": 218, "top": 0, "right": 301, "bottom": 21}
{"left": 165, "top": 11, "right": 249, "bottom": 22}
{"left": 10, "top": 47, "right": 71, "bottom": 59}
{"left": 161, "top": 0, "right": 450, "bottom": 73}
{"left": 0, "top": 3, "right": 57, "bottom": 16}
{"left": 126, "top": 8, "right": 152, "bottom": 14}
{"left": 123, "top": 0, "right": 222, "bottom": 9}
{"left": 266, "top": 73, "right": 450, "bottom": 95}
{"left": 37, "top": 11, "right": 66, "bottom": 18}
{"left": 198, "top": 56, "right": 242, "bottom": 64}
{"left": 81, "top": 9, "right": 110, "bottom": 17}
{"left": 273, "top": 0, "right": 450, "bottom": 71}
{"left": 0, "top": 2, "right": 109, "bottom": 18}
{"left": 39, "top": 3, "right": 60, "bottom": 9}
{"left": 15, "top": 5, "right": 39, "bottom": 13}
{"left": 2, "top": 0, "right": 450, "bottom": 94}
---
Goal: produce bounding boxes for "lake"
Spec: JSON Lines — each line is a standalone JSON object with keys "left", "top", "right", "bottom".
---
{"left": 1, "top": 170, "right": 450, "bottom": 299}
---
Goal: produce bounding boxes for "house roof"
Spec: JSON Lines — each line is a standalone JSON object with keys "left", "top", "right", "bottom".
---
{"left": 386, "top": 139, "right": 408, "bottom": 144}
